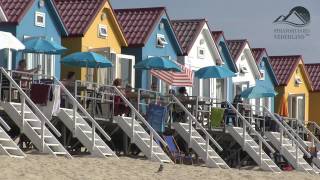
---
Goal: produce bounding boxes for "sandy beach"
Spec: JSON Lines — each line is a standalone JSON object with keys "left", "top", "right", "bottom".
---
{"left": 0, "top": 155, "right": 318, "bottom": 180}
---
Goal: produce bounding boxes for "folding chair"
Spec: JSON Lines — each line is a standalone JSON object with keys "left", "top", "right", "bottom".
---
{"left": 163, "top": 135, "right": 193, "bottom": 164}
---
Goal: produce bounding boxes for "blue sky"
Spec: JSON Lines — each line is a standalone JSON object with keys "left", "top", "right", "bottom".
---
{"left": 110, "top": 0, "right": 320, "bottom": 63}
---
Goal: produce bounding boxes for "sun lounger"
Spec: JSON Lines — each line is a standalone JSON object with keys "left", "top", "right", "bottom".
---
{"left": 163, "top": 135, "right": 193, "bottom": 164}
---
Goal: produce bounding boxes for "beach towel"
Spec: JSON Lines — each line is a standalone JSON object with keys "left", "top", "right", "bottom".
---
{"left": 147, "top": 104, "right": 166, "bottom": 132}
{"left": 210, "top": 107, "right": 225, "bottom": 128}
{"left": 30, "top": 84, "right": 51, "bottom": 106}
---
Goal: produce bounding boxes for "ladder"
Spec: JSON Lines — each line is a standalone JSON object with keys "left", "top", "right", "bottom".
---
{"left": 58, "top": 109, "right": 116, "bottom": 157}
{"left": 0, "top": 117, "right": 25, "bottom": 158}
{"left": 114, "top": 116, "right": 171, "bottom": 163}
{"left": 56, "top": 79, "right": 117, "bottom": 158}
{"left": 75, "top": 81, "right": 171, "bottom": 163}
{"left": 282, "top": 118, "right": 320, "bottom": 169}
{"left": 1, "top": 102, "right": 72, "bottom": 158}
{"left": 262, "top": 107, "right": 318, "bottom": 174}
{"left": 225, "top": 101, "right": 281, "bottom": 172}
{"left": 170, "top": 96, "right": 230, "bottom": 169}
{"left": 265, "top": 131, "right": 317, "bottom": 174}
{"left": 0, "top": 68, "right": 71, "bottom": 158}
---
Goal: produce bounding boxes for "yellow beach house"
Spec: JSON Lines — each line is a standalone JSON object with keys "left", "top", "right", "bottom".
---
{"left": 53, "top": 0, "right": 134, "bottom": 85}
{"left": 305, "top": 64, "right": 320, "bottom": 125}
{"left": 269, "top": 55, "right": 313, "bottom": 123}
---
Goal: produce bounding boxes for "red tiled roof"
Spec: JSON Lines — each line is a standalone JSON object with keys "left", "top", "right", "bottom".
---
{"left": 251, "top": 48, "right": 266, "bottom": 64}
{"left": 269, "top": 55, "right": 301, "bottom": 85}
{"left": 115, "top": 7, "right": 166, "bottom": 46}
{"left": 171, "top": 19, "right": 206, "bottom": 55}
{"left": 53, "top": 0, "right": 107, "bottom": 36}
{"left": 305, "top": 63, "right": 320, "bottom": 91}
{"left": 0, "top": 0, "right": 34, "bottom": 23}
{"left": 226, "top": 39, "right": 247, "bottom": 61}
{"left": 212, "top": 31, "right": 224, "bottom": 43}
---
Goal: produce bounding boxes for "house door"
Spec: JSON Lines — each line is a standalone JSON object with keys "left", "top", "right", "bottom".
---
{"left": 289, "top": 95, "right": 305, "bottom": 121}
{"left": 234, "top": 82, "right": 249, "bottom": 103}
{"left": 115, "top": 54, "right": 135, "bottom": 87}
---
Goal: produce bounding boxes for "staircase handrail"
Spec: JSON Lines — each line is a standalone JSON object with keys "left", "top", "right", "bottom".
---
{"left": 55, "top": 79, "right": 112, "bottom": 141}
{"left": 0, "top": 117, "right": 11, "bottom": 131}
{"left": 283, "top": 117, "right": 320, "bottom": 148}
{"left": 74, "top": 80, "right": 168, "bottom": 147}
{"left": 0, "top": 68, "right": 62, "bottom": 137}
{"left": 171, "top": 95, "right": 223, "bottom": 151}
{"left": 261, "top": 105, "right": 311, "bottom": 158}
{"left": 224, "top": 101, "right": 275, "bottom": 154}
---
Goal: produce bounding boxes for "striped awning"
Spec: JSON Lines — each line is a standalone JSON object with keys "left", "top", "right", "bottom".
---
{"left": 151, "top": 63, "right": 193, "bottom": 87}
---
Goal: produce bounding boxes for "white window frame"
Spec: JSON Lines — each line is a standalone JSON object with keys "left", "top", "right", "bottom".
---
{"left": 35, "top": 12, "right": 45, "bottom": 27}
{"left": 156, "top": 34, "right": 168, "bottom": 48}
{"left": 98, "top": 24, "right": 108, "bottom": 38}
{"left": 197, "top": 46, "right": 205, "bottom": 59}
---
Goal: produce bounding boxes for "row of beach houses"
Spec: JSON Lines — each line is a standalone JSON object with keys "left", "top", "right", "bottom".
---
{"left": 0, "top": 1, "right": 320, "bottom": 132}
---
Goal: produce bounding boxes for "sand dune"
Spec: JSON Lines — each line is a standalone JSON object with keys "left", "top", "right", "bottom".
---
{"left": 0, "top": 155, "right": 318, "bottom": 180}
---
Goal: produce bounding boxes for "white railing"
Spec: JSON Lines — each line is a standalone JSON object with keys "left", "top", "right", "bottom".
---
{"left": 2, "top": 70, "right": 112, "bottom": 153}
{"left": 308, "top": 121, "right": 320, "bottom": 137}
{"left": 0, "top": 117, "right": 11, "bottom": 131}
{"left": 74, "top": 80, "right": 168, "bottom": 160}
{"left": 232, "top": 102, "right": 312, "bottom": 165}
{"left": 224, "top": 101, "right": 275, "bottom": 165}
{"left": 0, "top": 68, "right": 62, "bottom": 152}
{"left": 170, "top": 95, "right": 223, "bottom": 162}
{"left": 283, "top": 117, "right": 320, "bottom": 149}
{"left": 260, "top": 105, "right": 312, "bottom": 166}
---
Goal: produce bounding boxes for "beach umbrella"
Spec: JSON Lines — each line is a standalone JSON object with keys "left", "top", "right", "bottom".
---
{"left": 134, "top": 56, "right": 181, "bottom": 72}
{"left": 240, "top": 85, "right": 278, "bottom": 99}
{"left": 61, "top": 52, "right": 112, "bottom": 68}
{"left": 0, "top": 31, "right": 25, "bottom": 50}
{"left": 23, "top": 38, "right": 67, "bottom": 54}
{"left": 195, "top": 66, "right": 236, "bottom": 79}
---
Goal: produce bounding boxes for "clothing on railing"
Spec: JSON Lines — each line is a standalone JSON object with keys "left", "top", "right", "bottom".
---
{"left": 38, "top": 85, "right": 61, "bottom": 119}
{"left": 30, "top": 83, "right": 52, "bottom": 105}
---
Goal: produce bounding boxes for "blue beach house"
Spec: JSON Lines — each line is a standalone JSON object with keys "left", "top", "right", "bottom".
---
{"left": 212, "top": 31, "right": 238, "bottom": 102}
{"left": 0, "top": 0, "right": 67, "bottom": 79}
{"left": 115, "top": 7, "right": 183, "bottom": 91}
{"left": 251, "top": 48, "right": 279, "bottom": 112}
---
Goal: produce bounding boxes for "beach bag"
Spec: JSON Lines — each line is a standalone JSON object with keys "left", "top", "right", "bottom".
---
{"left": 147, "top": 104, "right": 167, "bottom": 133}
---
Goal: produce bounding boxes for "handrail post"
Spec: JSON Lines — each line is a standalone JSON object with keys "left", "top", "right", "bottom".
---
{"left": 41, "top": 120, "right": 45, "bottom": 152}
{"left": 259, "top": 139, "right": 262, "bottom": 165}
{"left": 280, "top": 127, "right": 283, "bottom": 152}
{"left": 243, "top": 119, "right": 246, "bottom": 147}
{"left": 9, "top": 75, "right": 12, "bottom": 102}
{"left": 0, "top": 72, "right": 2, "bottom": 100}
{"left": 92, "top": 124, "right": 95, "bottom": 151}
{"left": 73, "top": 101, "right": 77, "bottom": 137}
{"left": 131, "top": 112, "right": 135, "bottom": 143}
{"left": 21, "top": 96, "right": 25, "bottom": 133}
{"left": 295, "top": 144, "right": 299, "bottom": 167}
{"left": 189, "top": 117, "right": 192, "bottom": 148}
{"left": 150, "top": 131, "right": 153, "bottom": 159}
{"left": 205, "top": 133, "right": 209, "bottom": 162}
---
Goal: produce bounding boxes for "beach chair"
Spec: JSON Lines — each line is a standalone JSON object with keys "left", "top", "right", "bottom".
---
{"left": 163, "top": 135, "right": 193, "bottom": 164}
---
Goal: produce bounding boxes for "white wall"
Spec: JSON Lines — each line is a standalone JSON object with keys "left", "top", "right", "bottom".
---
{"left": 232, "top": 43, "right": 260, "bottom": 105}
{"left": 180, "top": 23, "right": 221, "bottom": 98}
